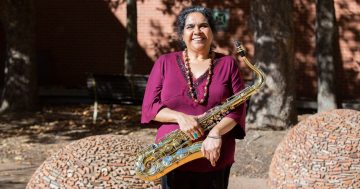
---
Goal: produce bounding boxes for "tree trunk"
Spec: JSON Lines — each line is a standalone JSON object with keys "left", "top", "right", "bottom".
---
{"left": 316, "top": 0, "right": 338, "bottom": 112}
{"left": 0, "top": 0, "right": 37, "bottom": 113}
{"left": 246, "top": 0, "right": 297, "bottom": 129}
{"left": 124, "top": 0, "right": 137, "bottom": 75}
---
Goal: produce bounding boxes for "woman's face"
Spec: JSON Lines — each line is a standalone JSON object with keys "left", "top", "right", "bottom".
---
{"left": 182, "top": 12, "right": 213, "bottom": 53}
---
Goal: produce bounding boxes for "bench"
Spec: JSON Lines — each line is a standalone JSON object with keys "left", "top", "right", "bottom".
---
{"left": 86, "top": 74, "right": 148, "bottom": 123}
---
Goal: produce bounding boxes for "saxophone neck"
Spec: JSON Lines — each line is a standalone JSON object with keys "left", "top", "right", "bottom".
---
{"left": 234, "top": 41, "right": 266, "bottom": 89}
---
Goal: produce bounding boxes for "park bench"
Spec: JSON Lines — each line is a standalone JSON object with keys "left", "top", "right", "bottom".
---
{"left": 86, "top": 74, "right": 148, "bottom": 123}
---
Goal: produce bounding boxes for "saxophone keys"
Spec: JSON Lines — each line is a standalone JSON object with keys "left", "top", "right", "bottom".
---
{"left": 175, "top": 148, "right": 188, "bottom": 159}
{"left": 162, "top": 156, "right": 173, "bottom": 166}
{"left": 148, "top": 164, "right": 158, "bottom": 175}
{"left": 145, "top": 161, "right": 152, "bottom": 170}
{"left": 172, "top": 139, "right": 182, "bottom": 146}
{"left": 135, "top": 162, "right": 145, "bottom": 172}
{"left": 165, "top": 145, "right": 173, "bottom": 152}
{"left": 151, "top": 143, "right": 158, "bottom": 149}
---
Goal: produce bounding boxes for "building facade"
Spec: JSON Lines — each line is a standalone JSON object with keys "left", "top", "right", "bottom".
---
{"left": 1, "top": 0, "right": 359, "bottom": 105}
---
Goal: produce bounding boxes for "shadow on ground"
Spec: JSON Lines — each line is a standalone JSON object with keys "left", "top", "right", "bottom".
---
{"left": 0, "top": 104, "right": 149, "bottom": 144}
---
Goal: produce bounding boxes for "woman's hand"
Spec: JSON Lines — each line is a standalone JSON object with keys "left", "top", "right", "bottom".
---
{"left": 201, "top": 135, "right": 222, "bottom": 167}
{"left": 176, "top": 113, "right": 204, "bottom": 140}
{"left": 154, "top": 108, "right": 205, "bottom": 140}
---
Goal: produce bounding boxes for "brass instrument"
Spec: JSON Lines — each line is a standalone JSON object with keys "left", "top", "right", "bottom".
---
{"left": 134, "top": 41, "right": 266, "bottom": 181}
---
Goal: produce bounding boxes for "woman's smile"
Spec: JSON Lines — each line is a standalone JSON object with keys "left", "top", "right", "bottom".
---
{"left": 192, "top": 37, "right": 205, "bottom": 42}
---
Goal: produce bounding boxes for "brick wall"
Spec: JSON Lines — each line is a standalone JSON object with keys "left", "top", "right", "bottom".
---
{"left": 294, "top": 0, "right": 360, "bottom": 101}
{"left": 35, "top": 0, "right": 152, "bottom": 88}
{"left": 24, "top": 0, "right": 359, "bottom": 102}
{"left": 334, "top": 1, "right": 360, "bottom": 100}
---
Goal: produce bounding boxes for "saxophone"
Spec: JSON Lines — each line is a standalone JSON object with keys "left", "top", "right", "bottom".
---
{"left": 134, "top": 41, "right": 266, "bottom": 181}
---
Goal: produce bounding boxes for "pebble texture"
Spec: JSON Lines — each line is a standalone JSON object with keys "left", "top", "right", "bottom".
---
{"left": 269, "top": 109, "right": 360, "bottom": 189}
{"left": 26, "top": 135, "right": 160, "bottom": 189}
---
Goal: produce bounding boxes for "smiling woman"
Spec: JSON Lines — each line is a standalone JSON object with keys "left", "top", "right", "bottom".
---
{"left": 140, "top": 5, "right": 247, "bottom": 189}
{"left": 182, "top": 12, "right": 213, "bottom": 54}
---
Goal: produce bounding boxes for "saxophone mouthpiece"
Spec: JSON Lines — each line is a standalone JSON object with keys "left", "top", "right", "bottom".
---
{"left": 233, "top": 41, "right": 246, "bottom": 57}
{"left": 233, "top": 41, "right": 241, "bottom": 48}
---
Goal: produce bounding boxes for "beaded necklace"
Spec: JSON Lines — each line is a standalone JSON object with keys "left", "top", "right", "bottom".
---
{"left": 183, "top": 48, "right": 214, "bottom": 104}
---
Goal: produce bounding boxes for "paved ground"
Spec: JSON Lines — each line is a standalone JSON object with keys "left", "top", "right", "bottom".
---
{"left": 229, "top": 177, "right": 267, "bottom": 189}
{"left": 0, "top": 131, "right": 276, "bottom": 189}
{"left": 0, "top": 105, "right": 292, "bottom": 189}
{"left": 0, "top": 159, "right": 268, "bottom": 189}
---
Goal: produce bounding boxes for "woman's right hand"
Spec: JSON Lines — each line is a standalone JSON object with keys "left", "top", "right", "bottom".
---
{"left": 176, "top": 113, "right": 204, "bottom": 140}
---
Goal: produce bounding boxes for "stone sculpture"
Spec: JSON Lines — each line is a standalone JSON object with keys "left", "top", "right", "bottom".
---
{"left": 27, "top": 135, "right": 160, "bottom": 189}
{"left": 269, "top": 109, "right": 360, "bottom": 188}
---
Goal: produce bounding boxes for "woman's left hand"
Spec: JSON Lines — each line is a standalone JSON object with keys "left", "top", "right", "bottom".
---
{"left": 201, "top": 136, "right": 222, "bottom": 167}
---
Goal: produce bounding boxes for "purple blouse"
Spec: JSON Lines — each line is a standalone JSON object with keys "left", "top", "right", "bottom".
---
{"left": 141, "top": 51, "right": 246, "bottom": 172}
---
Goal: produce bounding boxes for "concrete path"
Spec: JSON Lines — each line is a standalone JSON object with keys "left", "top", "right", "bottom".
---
{"left": 229, "top": 176, "right": 268, "bottom": 189}
{"left": 0, "top": 163, "right": 268, "bottom": 189}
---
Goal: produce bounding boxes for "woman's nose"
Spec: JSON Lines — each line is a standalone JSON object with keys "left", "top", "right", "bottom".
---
{"left": 194, "top": 26, "right": 201, "bottom": 34}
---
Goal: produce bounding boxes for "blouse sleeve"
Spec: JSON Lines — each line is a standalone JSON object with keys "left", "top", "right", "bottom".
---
{"left": 225, "top": 58, "right": 247, "bottom": 139}
{"left": 141, "top": 56, "right": 166, "bottom": 125}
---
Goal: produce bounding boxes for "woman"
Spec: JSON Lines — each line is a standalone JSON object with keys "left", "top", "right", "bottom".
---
{"left": 141, "top": 5, "right": 246, "bottom": 189}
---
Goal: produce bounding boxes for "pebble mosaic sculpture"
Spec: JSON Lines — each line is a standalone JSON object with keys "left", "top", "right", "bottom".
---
{"left": 26, "top": 135, "right": 160, "bottom": 189}
{"left": 269, "top": 109, "right": 360, "bottom": 189}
